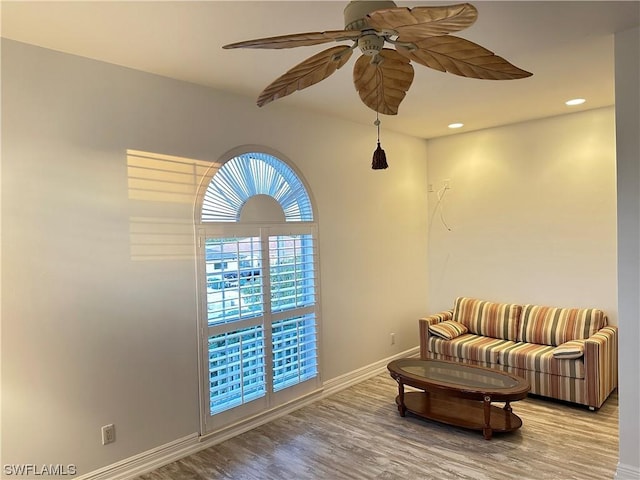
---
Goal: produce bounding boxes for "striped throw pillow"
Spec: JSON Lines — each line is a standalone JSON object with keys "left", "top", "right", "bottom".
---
{"left": 553, "top": 340, "right": 586, "bottom": 359}
{"left": 429, "top": 320, "right": 469, "bottom": 340}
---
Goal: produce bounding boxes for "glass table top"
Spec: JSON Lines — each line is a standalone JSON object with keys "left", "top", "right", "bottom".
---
{"left": 393, "top": 359, "right": 522, "bottom": 390}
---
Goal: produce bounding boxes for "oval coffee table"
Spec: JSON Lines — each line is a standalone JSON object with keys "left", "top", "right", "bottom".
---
{"left": 387, "top": 358, "right": 530, "bottom": 440}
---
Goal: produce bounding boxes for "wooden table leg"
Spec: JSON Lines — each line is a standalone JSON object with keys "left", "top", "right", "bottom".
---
{"left": 483, "top": 395, "right": 493, "bottom": 440}
{"left": 504, "top": 400, "right": 512, "bottom": 429}
{"left": 397, "top": 380, "right": 406, "bottom": 417}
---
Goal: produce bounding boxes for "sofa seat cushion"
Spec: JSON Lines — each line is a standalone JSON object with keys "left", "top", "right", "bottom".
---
{"left": 499, "top": 342, "right": 585, "bottom": 379}
{"left": 428, "top": 333, "right": 516, "bottom": 364}
{"left": 518, "top": 305, "right": 606, "bottom": 346}
{"left": 452, "top": 297, "right": 522, "bottom": 341}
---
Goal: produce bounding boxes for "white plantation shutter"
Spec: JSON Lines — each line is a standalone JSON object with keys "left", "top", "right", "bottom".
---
{"left": 202, "top": 153, "right": 313, "bottom": 222}
{"left": 198, "top": 151, "right": 320, "bottom": 432}
{"left": 272, "top": 314, "right": 318, "bottom": 392}
{"left": 269, "top": 234, "right": 316, "bottom": 312}
{"left": 205, "top": 236, "right": 264, "bottom": 326}
{"left": 208, "top": 326, "right": 266, "bottom": 414}
{"left": 269, "top": 234, "right": 318, "bottom": 393}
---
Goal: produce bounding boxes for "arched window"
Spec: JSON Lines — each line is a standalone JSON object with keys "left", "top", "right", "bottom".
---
{"left": 201, "top": 152, "right": 313, "bottom": 222}
{"left": 197, "top": 150, "right": 321, "bottom": 432}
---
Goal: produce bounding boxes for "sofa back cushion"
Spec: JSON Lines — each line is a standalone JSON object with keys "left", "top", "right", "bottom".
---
{"left": 452, "top": 297, "right": 522, "bottom": 341}
{"left": 518, "top": 305, "right": 606, "bottom": 346}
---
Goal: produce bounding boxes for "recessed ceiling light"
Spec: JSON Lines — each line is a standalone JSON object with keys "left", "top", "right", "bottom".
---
{"left": 448, "top": 123, "right": 464, "bottom": 129}
{"left": 565, "top": 98, "right": 586, "bottom": 106}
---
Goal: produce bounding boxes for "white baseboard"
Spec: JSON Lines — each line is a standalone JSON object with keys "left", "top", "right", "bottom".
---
{"left": 322, "top": 346, "right": 419, "bottom": 397}
{"left": 74, "top": 433, "right": 199, "bottom": 480}
{"left": 616, "top": 463, "right": 640, "bottom": 479}
{"left": 77, "top": 346, "right": 419, "bottom": 480}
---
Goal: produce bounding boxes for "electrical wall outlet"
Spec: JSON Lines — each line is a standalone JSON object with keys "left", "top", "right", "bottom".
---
{"left": 101, "top": 424, "right": 115, "bottom": 445}
{"left": 390, "top": 333, "right": 396, "bottom": 345}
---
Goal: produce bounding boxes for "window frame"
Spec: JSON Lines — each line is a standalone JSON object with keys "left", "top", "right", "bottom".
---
{"left": 194, "top": 147, "right": 322, "bottom": 435}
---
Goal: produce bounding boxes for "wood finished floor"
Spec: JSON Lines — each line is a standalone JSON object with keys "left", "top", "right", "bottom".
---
{"left": 137, "top": 374, "right": 618, "bottom": 480}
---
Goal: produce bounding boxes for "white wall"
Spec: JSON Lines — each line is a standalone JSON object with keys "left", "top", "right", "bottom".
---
{"left": 0, "top": 40, "right": 429, "bottom": 475}
{"left": 615, "top": 25, "right": 640, "bottom": 479}
{"left": 425, "top": 108, "right": 618, "bottom": 321}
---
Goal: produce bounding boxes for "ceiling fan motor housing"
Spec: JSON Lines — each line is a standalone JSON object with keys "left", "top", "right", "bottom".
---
{"left": 343, "top": 0, "right": 397, "bottom": 30}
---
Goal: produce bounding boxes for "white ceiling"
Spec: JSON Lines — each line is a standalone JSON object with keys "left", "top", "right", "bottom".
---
{"left": 2, "top": 1, "right": 639, "bottom": 138}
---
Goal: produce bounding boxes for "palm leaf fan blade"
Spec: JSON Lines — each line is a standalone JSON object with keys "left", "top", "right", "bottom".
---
{"left": 257, "top": 45, "right": 353, "bottom": 107}
{"left": 396, "top": 36, "right": 532, "bottom": 80}
{"left": 366, "top": 3, "right": 478, "bottom": 42}
{"left": 223, "top": 30, "right": 362, "bottom": 49}
{"left": 353, "top": 49, "right": 414, "bottom": 115}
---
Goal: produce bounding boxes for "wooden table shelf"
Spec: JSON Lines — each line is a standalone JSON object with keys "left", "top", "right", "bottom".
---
{"left": 397, "top": 391, "right": 523, "bottom": 435}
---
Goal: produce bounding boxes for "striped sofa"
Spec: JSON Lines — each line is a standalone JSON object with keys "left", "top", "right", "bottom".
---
{"left": 419, "top": 297, "right": 618, "bottom": 409}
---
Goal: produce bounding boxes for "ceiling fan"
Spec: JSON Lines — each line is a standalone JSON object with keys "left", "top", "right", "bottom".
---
{"left": 222, "top": 1, "right": 533, "bottom": 116}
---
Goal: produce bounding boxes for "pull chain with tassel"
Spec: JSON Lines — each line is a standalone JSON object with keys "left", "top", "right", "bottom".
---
{"left": 372, "top": 109, "right": 388, "bottom": 170}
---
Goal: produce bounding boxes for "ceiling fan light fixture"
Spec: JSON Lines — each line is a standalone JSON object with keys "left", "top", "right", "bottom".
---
{"left": 358, "top": 34, "right": 384, "bottom": 56}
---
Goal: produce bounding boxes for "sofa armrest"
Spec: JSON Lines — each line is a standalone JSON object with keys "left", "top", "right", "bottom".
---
{"left": 584, "top": 325, "right": 618, "bottom": 409}
{"left": 419, "top": 310, "right": 454, "bottom": 359}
